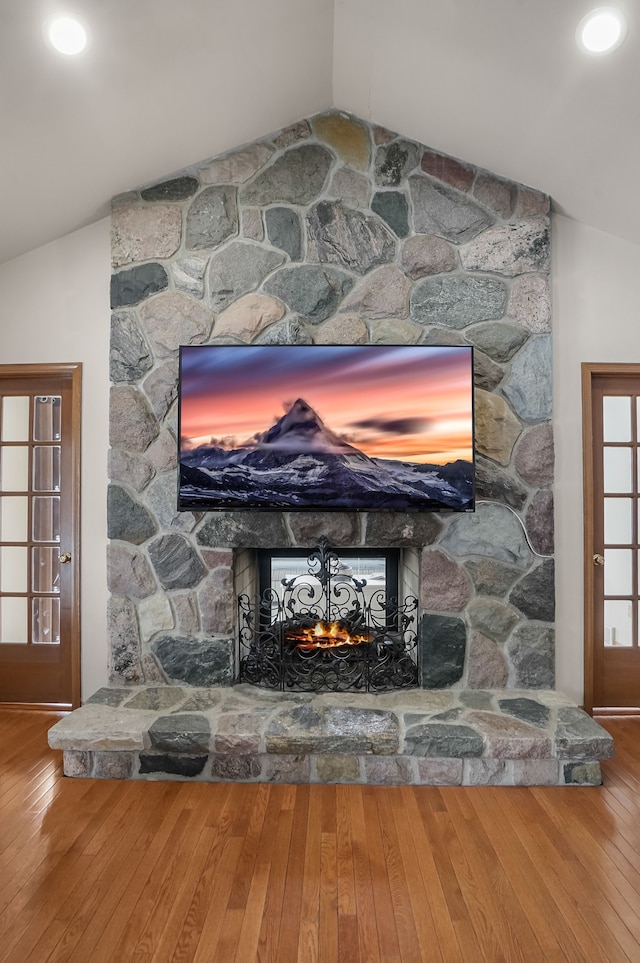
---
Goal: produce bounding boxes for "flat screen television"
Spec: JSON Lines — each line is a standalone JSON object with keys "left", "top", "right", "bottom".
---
{"left": 178, "top": 344, "right": 475, "bottom": 512}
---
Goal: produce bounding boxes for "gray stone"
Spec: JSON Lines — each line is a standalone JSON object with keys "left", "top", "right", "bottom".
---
{"left": 264, "top": 755, "right": 311, "bottom": 783}
{"left": 474, "top": 391, "right": 522, "bottom": 466}
{"left": 254, "top": 316, "right": 314, "bottom": 345}
{"left": 370, "top": 319, "right": 422, "bottom": 344}
{"left": 365, "top": 512, "right": 443, "bottom": 547}
{"left": 138, "top": 594, "right": 174, "bottom": 641}
{"left": 287, "top": 512, "right": 361, "bottom": 546}
{"left": 512, "top": 760, "right": 559, "bottom": 786}
{"left": 409, "top": 176, "right": 495, "bottom": 243}
{"left": 140, "top": 176, "right": 199, "bottom": 201}
{"left": 107, "top": 484, "right": 157, "bottom": 544}
{"left": 197, "top": 567, "right": 235, "bottom": 635}
{"left": 416, "top": 758, "right": 464, "bottom": 785}
{"left": 315, "top": 754, "right": 360, "bottom": 783}
{"left": 142, "top": 361, "right": 179, "bottom": 422}
{"left": 465, "top": 321, "right": 528, "bottom": 363}
{"left": 314, "top": 314, "right": 368, "bottom": 345}
{"left": 465, "top": 759, "right": 509, "bottom": 785}
{"left": 420, "top": 326, "right": 466, "bottom": 347}
{"left": 92, "top": 752, "right": 135, "bottom": 779}
{"left": 241, "top": 208, "right": 264, "bottom": 241}
{"left": 172, "top": 594, "right": 200, "bottom": 634}
{"left": 111, "top": 205, "right": 182, "bottom": 268}
{"left": 498, "top": 697, "right": 550, "bottom": 728}
{"left": 214, "top": 294, "right": 285, "bottom": 342}
{"left": 399, "top": 234, "right": 458, "bottom": 279}
{"left": 124, "top": 686, "right": 184, "bottom": 710}
{"left": 328, "top": 167, "right": 370, "bottom": 208}
{"left": 420, "top": 550, "right": 470, "bottom": 611}
{"left": 525, "top": 490, "right": 554, "bottom": 556}
{"left": 507, "top": 623, "right": 555, "bottom": 688}
{"left": 146, "top": 472, "right": 196, "bottom": 533}
{"left": 466, "top": 631, "right": 508, "bottom": 687}
{"left": 86, "top": 687, "right": 132, "bottom": 707}
{"left": 265, "top": 207, "right": 302, "bottom": 260}
{"left": 466, "top": 711, "right": 550, "bottom": 758}
{"left": 265, "top": 705, "right": 398, "bottom": 754}
{"left": 516, "top": 189, "right": 550, "bottom": 218}
{"left": 459, "top": 690, "right": 494, "bottom": 710}
{"left": 139, "top": 291, "right": 213, "bottom": 358}
{"left": 468, "top": 598, "right": 519, "bottom": 643}
{"left": 555, "top": 708, "right": 614, "bottom": 761}
{"left": 151, "top": 636, "right": 233, "bottom": 686}
{"left": 507, "top": 275, "right": 551, "bottom": 333}
{"left": 474, "top": 456, "right": 528, "bottom": 510}
{"left": 146, "top": 429, "right": 177, "bottom": 473}
{"left": 340, "top": 265, "right": 411, "bottom": 319}
{"left": 214, "top": 711, "right": 266, "bottom": 753}
{"left": 461, "top": 217, "right": 550, "bottom": 276}
{"left": 263, "top": 265, "right": 354, "bottom": 323}
{"left": 404, "top": 723, "right": 484, "bottom": 757}
{"left": 272, "top": 121, "right": 311, "bottom": 150}
{"left": 363, "top": 756, "right": 415, "bottom": 785}
{"left": 196, "top": 512, "right": 289, "bottom": 548}
{"left": 410, "top": 276, "right": 507, "bottom": 328}
{"left": 149, "top": 713, "right": 211, "bottom": 753}
{"left": 200, "top": 143, "right": 274, "bottom": 184}
{"left": 185, "top": 186, "right": 238, "bottom": 250}
{"left": 240, "top": 145, "right": 332, "bottom": 206}
{"left": 371, "top": 192, "right": 409, "bottom": 237}
{"left": 464, "top": 558, "right": 523, "bottom": 597}
{"left": 307, "top": 201, "right": 396, "bottom": 275}
{"left": 510, "top": 558, "right": 556, "bottom": 621}
{"left": 139, "top": 754, "right": 208, "bottom": 777}
{"left": 110, "top": 311, "right": 153, "bottom": 382}
{"left": 107, "top": 595, "right": 144, "bottom": 683}
{"left": 420, "top": 151, "right": 475, "bottom": 191}
{"left": 208, "top": 242, "right": 285, "bottom": 312}
{"left": 111, "top": 263, "right": 168, "bottom": 308}
{"left": 514, "top": 425, "right": 554, "bottom": 487}
{"left": 108, "top": 448, "right": 154, "bottom": 493}
{"left": 472, "top": 174, "right": 516, "bottom": 218}
{"left": 473, "top": 349, "right": 504, "bottom": 392}
{"left": 441, "top": 503, "right": 533, "bottom": 568}
{"left": 211, "top": 754, "right": 262, "bottom": 781}
{"left": 418, "top": 614, "right": 466, "bottom": 688}
{"left": 326, "top": 707, "right": 399, "bottom": 753}
{"left": 63, "top": 751, "right": 91, "bottom": 778}
{"left": 107, "top": 543, "right": 156, "bottom": 600}
{"left": 171, "top": 255, "right": 208, "bottom": 299}
{"left": 374, "top": 140, "right": 420, "bottom": 186}
{"left": 563, "top": 762, "right": 602, "bottom": 785}
{"left": 148, "top": 534, "right": 207, "bottom": 590}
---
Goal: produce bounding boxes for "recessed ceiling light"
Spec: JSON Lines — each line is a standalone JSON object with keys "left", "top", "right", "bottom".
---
{"left": 46, "top": 15, "right": 88, "bottom": 55}
{"left": 577, "top": 7, "right": 627, "bottom": 54}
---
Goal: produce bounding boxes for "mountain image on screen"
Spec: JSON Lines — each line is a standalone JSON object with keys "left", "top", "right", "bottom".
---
{"left": 180, "top": 398, "right": 473, "bottom": 511}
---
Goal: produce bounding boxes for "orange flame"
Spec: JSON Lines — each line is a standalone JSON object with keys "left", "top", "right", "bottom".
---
{"left": 287, "top": 620, "right": 371, "bottom": 650}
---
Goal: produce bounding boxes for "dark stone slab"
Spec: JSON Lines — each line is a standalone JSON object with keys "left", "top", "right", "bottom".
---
{"left": 365, "top": 512, "right": 442, "bottom": 547}
{"left": 371, "top": 191, "right": 409, "bottom": 237}
{"left": 139, "top": 753, "right": 208, "bottom": 777}
{"left": 240, "top": 145, "right": 333, "bottom": 206}
{"left": 265, "top": 705, "right": 398, "bottom": 754}
{"left": 474, "top": 456, "right": 529, "bottom": 511}
{"left": 555, "top": 707, "right": 615, "bottom": 761}
{"left": 148, "top": 533, "right": 207, "bottom": 589}
{"left": 85, "top": 687, "right": 132, "bottom": 707}
{"left": 151, "top": 636, "right": 233, "bottom": 687}
{"left": 185, "top": 185, "right": 238, "bottom": 250}
{"left": 418, "top": 614, "right": 466, "bottom": 688}
{"left": 410, "top": 275, "right": 507, "bottom": 328}
{"left": 509, "top": 559, "right": 555, "bottom": 622}
{"left": 111, "top": 263, "right": 168, "bottom": 308}
{"left": 107, "top": 484, "right": 157, "bottom": 545}
{"left": 374, "top": 140, "right": 420, "bottom": 186}
{"left": 141, "top": 176, "right": 199, "bottom": 201}
{"left": 409, "top": 175, "right": 495, "bottom": 243}
{"left": 473, "top": 349, "right": 504, "bottom": 392}
{"left": 196, "top": 512, "right": 289, "bottom": 548}
{"left": 507, "top": 624, "right": 555, "bottom": 688}
{"left": 265, "top": 207, "right": 302, "bottom": 260}
{"left": 287, "top": 512, "right": 360, "bottom": 546}
{"left": 464, "top": 558, "right": 523, "bottom": 597}
{"left": 404, "top": 723, "right": 484, "bottom": 757}
{"left": 468, "top": 597, "right": 519, "bottom": 644}
{"left": 149, "top": 713, "right": 211, "bottom": 753}
{"left": 307, "top": 201, "right": 396, "bottom": 275}
{"left": 110, "top": 311, "right": 153, "bottom": 382}
{"left": 563, "top": 762, "right": 603, "bottom": 785}
{"left": 498, "top": 697, "right": 550, "bottom": 729}
{"left": 263, "top": 265, "right": 354, "bottom": 323}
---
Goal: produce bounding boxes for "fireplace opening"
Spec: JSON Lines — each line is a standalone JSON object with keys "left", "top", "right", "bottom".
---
{"left": 237, "top": 539, "right": 418, "bottom": 692}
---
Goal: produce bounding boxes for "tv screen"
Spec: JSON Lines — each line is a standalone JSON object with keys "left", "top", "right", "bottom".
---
{"left": 178, "top": 344, "right": 475, "bottom": 512}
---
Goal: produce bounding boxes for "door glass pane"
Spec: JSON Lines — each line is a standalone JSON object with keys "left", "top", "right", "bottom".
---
{"left": 0, "top": 496, "right": 28, "bottom": 542}
{"left": 604, "top": 447, "right": 632, "bottom": 493}
{"left": 33, "top": 396, "right": 61, "bottom": 442}
{"left": 33, "top": 447, "right": 61, "bottom": 492}
{"left": 0, "top": 447, "right": 29, "bottom": 491}
{"left": 604, "top": 599, "right": 634, "bottom": 647}
{"left": 604, "top": 548, "right": 633, "bottom": 596}
{"left": 32, "top": 496, "right": 60, "bottom": 542}
{"left": 2, "top": 396, "right": 30, "bottom": 442}
{"left": 1, "top": 546, "right": 27, "bottom": 592}
{"left": 32, "top": 547, "right": 60, "bottom": 594}
{"left": 0, "top": 597, "right": 27, "bottom": 643}
{"left": 604, "top": 498, "right": 632, "bottom": 545}
{"left": 32, "top": 597, "right": 60, "bottom": 644}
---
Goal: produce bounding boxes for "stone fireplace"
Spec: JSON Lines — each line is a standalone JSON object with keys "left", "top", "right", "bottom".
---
{"left": 48, "top": 109, "right": 614, "bottom": 785}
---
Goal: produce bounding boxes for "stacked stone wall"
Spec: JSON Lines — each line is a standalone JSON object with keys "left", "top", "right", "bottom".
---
{"left": 108, "top": 110, "right": 554, "bottom": 691}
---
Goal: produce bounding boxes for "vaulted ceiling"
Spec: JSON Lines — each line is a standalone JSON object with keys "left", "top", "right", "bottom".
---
{"left": 2, "top": 0, "right": 637, "bottom": 265}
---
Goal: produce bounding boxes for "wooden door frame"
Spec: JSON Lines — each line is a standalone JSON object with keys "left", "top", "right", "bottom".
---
{"left": 0, "top": 363, "right": 82, "bottom": 709}
{"left": 582, "top": 362, "right": 640, "bottom": 714}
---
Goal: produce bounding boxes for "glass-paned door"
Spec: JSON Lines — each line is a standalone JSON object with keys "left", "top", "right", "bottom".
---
{"left": 0, "top": 365, "right": 81, "bottom": 708}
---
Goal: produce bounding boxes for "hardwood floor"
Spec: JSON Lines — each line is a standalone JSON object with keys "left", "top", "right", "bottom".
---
{"left": 1, "top": 710, "right": 639, "bottom": 962}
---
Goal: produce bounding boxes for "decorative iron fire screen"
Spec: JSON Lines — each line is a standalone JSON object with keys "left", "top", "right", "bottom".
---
{"left": 237, "top": 538, "right": 418, "bottom": 692}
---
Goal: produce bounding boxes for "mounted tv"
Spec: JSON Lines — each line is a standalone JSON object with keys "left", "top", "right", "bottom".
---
{"left": 178, "top": 344, "right": 475, "bottom": 512}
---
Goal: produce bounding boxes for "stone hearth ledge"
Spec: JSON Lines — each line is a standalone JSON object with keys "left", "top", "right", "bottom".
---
{"left": 48, "top": 685, "right": 613, "bottom": 787}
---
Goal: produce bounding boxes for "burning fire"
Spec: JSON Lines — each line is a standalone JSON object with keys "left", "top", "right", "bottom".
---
{"left": 287, "top": 620, "right": 371, "bottom": 650}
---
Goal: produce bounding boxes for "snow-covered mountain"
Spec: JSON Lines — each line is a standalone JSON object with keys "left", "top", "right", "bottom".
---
{"left": 180, "top": 398, "right": 473, "bottom": 511}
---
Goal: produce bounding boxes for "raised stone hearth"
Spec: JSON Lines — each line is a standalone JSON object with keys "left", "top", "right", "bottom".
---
{"left": 48, "top": 686, "right": 613, "bottom": 786}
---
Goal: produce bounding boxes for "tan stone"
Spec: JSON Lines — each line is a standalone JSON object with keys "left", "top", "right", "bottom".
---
{"left": 111, "top": 204, "right": 182, "bottom": 268}
{"left": 214, "top": 294, "right": 285, "bottom": 342}
{"left": 516, "top": 188, "right": 550, "bottom": 217}
{"left": 140, "top": 292, "right": 213, "bottom": 356}
{"left": 400, "top": 234, "right": 458, "bottom": 279}
{"left": 200, "top": 142, "right": 274, "bottom": 184}
{"left": 328, "top": 167, "right": 370, "bottom": 208}
{"left": 508, "top": 274, "right": 551, "bottom": 333}
{"left": 138, "top": 594, "right": 174, "bottom": 641}
{"left": 341, "top": 265, "right": 411, "bottom": 319}
{"left": 314, "top": 313, "right": 368, "bottom": 345}
{"left": 313, "top": 113, "right": 370, "bottom": 170}
{"left": 474, "top": 388, "right": 522, "bottom": 466}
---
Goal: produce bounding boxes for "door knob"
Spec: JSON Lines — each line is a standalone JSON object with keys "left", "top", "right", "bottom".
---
{"left": 59, "top": 552, "right": 72, "bottom": 564}
{"left": 593, "top": 553, "right": 605, "bottom": 566}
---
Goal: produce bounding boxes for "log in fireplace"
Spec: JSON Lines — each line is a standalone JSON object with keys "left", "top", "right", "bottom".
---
{"left": 237, "top": 538, "right": 418, "bottom": 692}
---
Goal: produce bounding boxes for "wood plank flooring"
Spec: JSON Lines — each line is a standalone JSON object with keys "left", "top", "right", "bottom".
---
{"left": 0, "top": 709, "right": 639, "bottom": 962}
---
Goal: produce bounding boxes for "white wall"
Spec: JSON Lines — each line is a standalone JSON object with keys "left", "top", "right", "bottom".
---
{"left": 0, "top": 218, "right": 111, "bottom": 699}
{"left": 553, "top": 212, "right": 640, "bottom": 702}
